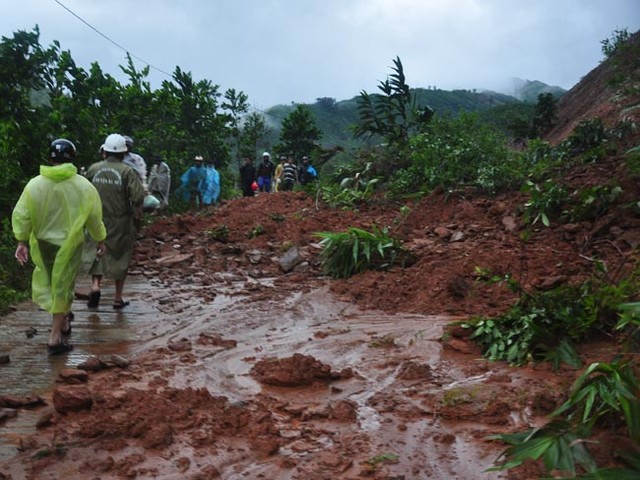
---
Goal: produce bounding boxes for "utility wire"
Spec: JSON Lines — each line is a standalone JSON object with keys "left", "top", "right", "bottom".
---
{"left": 54, "top": 0, "right": 290, "bottom": 121}
{"left": 53, "top": 0, "right": 173, "bottom": 77}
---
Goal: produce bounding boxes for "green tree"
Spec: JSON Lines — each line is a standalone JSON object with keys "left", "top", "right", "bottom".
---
{"left": 241, "top": 111, "right": 272, "bottom": 163}
{"left": 222, "top": 88, "right": 249, "bottom": 167}
{"left": 601, "top": 28, "right": 631, "bottom": 59}
{"left": 0, "top": 26, "right": 243, "bottom": 310}
{"left": 276, "top": 104, "right": 322, "bottom": 160}
{"left": 531, "top": 92, "right": 558, "bottom": 138}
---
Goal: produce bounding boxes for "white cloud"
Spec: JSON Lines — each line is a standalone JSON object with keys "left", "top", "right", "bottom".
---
{"left": 1, "top": 0, "right": 639, "bottom": 106}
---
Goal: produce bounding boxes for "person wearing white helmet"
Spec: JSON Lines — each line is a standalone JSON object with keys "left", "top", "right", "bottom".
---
{"left": 85, "top": 133, "right": 145, "bottom": 310}
{"left": 256, "top": 152, "right": 275, "bottom": 193}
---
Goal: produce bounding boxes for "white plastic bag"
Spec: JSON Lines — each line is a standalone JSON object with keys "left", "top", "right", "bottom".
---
{"left": 143, "top": 194, "right": 161, "bottom": 211}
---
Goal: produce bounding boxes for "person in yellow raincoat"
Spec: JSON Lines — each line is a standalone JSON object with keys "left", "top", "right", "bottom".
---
{"left": 12, "top": 139, "right": 107, "bottom": 355}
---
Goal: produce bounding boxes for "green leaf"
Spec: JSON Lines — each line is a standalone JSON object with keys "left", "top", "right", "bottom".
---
{"left": 541, "top": 212, "right": 550, "bottom": 227}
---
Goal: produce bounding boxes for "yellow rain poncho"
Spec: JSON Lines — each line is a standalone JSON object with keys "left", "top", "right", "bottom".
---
{"left": 12, "top": 163, "right": 107, "bottom": 314}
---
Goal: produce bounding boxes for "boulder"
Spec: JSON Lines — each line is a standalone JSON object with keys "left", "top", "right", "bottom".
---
{"left": 52, "top": 385, "right": 93, "bottom": 413}
{"left": 279, "top": 246, "right": 303, "bottom": 273}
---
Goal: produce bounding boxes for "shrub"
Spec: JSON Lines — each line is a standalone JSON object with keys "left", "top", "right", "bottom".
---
{"left": 316, "top": 225, "right": 411, "bottom": 279}
{"left": 522, "top": 180, "right": 569, "bottom": 227}
{"left": 464, "top": 270, "right": 639, "bottom": 366}
{"left": 388, "top": 113, "right": 522, "bottom": 196}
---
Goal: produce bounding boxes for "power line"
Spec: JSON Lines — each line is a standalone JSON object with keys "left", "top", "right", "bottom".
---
{"left": 54, "top": 0, "right": 288, "bottom": 122}
{"left": 53, "top": 0, "right": 173, "bottom": 78}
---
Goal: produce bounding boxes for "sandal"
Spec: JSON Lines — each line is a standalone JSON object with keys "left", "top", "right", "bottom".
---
{"left": 48, "top": 342, "right": 74, "bottom": 355}
{"left": 113, "top": 300, "right": 130, "bottom": 310}
{"left": 87, "top": 290, "right": 101, "bottom": 308}
{"left": 61, "top": 312, "right": 74, "bottom": 335}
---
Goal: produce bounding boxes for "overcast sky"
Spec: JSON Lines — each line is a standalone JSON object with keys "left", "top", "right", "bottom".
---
{"left": 2, "top": 0, "right": 639, "bottom": 109}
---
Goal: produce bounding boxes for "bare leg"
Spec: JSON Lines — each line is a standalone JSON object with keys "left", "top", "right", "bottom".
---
{"left": 91, "top": 275, "right": 102, "bottom": 292}
{"left": 49, "top": 313, "right": 65, "bottom": 346}
{"left": 114, "top": 277, "right": 126, "bottom": 304}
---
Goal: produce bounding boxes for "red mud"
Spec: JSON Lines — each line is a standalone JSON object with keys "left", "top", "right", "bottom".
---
{"left": 2, "top": 39, "right": 640, "bottom": 479}
{"left": 2, "top": 170, "right": 637, "bottom": 478}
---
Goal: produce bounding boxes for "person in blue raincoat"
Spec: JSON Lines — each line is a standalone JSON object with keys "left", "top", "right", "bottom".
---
{"left": 203, "top": 160, "right": 221, "bottom": 205}
{"left": 177, "top": 155, "right": 208, "bottom": 210}
{"left": 298, "top": 156, "right": 318, "bottom": 185}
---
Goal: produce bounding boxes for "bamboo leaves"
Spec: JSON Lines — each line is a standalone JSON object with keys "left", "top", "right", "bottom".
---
{"left": 316, "top": 225, "right": 408, "bottom": 279}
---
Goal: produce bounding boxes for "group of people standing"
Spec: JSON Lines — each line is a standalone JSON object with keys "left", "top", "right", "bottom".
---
{"left": 239, "top": 152, "right": 317, "bottom": 197}
{"left": 176, "top": 155, "right": 221, "bottom": 210}
{"left": 11, "top": 134, "right": 168, "bottom": 355}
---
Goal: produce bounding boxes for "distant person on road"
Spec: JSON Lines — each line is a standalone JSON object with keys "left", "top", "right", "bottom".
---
{"left": 298, "top": 156, "right": 318, "bottom": 185}
{"left": 239, "top": 156, "right": 257, "bottom": 197}
{"left": 147, "top": 155, "right": 171, "bottom": 209}
{"left": 85, "top": 133, "right": 145, "bottom": 311}
{"left": 274, "top": 155, "right": 285, "bottom": 192}
{"left": 256, "top": 152, "right": 275, "bottom": 192}
{"left": 123, "top": 135, "right": 147, "bottom": 191}
{"left": 281, "top": 156, "right": 297, "bottom": 192}
{"left": 177, "top": 155, "right": 208, "bottom": 210}
{"left": 123, "top": 135, "right": 147, "bottom": 231}
{"left": 12, "top": 139, "right": 106, "bottom": 355}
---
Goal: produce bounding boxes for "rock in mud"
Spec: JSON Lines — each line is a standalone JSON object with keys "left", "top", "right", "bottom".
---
{"left": 168, "top": 338, "right": 192, "bottom": 352}
{"left": 250, "top": 353, "right": 347, "bottom": 387}
{"left": 52, "top": 385, "right": 93, "bottom": 413}
{"left": 0, "top": 394, "right": 45, "bottom": 408}
{"left": 330, "top": 400, "right": 358, "bottom": 422}
{"left": 77, "top": 356, "right": 108, "bottom": 371}
{"left": 196, "top": 333, "right": 237, "bottom": 349}
{"left": 279, "top": 246, "right": 303, "bottom": 272}
{"left": 57, "top": 368, "right": 89, "bottom": 384}
{"left": 0, "top": 408, "right": 17, "bottom": 423}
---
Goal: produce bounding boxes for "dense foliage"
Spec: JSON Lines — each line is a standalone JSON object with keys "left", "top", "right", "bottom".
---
{"left": 0, "top": 27, "right": 251, "bottom": 312}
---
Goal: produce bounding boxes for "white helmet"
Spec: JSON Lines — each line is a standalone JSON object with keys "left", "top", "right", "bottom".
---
{"left": 262, "top": 152, "right": 270, "bottom": 158}
{"left": 103, "top": 133, "right": 128, "bottom": 153}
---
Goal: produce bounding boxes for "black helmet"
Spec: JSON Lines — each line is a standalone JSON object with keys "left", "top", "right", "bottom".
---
{"left": 50, "top": 139, "right": 77, "bottom": 161}
{"left": 123, "top": 135, "right": 134, "bottom": 149}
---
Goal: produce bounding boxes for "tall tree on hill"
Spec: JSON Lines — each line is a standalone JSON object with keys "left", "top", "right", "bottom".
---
{"left": 222, "top": 88, "right": 249, "bottom": 167}
{"left": 241, "top": 111, "right": 272, "bottom": 164}
{"left": 276, "top": 105, "right": 322, "bottom": 160}
{"left": 531, "top": 92, "right": 558, "bottom": 138}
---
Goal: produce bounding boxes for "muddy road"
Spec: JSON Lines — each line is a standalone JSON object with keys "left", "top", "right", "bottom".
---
{"left": 2, "top": 186, "right": 636, "bottom": 479}
{"left": 1, "top": 271, "right": 566, "bottom": 480}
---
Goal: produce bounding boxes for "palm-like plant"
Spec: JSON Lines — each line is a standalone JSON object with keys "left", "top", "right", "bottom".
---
{"left": 316, "top": 225, "right": 406, "bottom": 279}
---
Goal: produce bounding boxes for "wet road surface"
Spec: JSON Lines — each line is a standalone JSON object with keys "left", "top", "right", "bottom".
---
{"left": 0, "top": 275, "right": 158, "bottom": 462}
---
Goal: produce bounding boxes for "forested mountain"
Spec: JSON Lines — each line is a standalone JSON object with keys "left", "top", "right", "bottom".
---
{"left": 265, "top": 81, "right": 565, "bottom": 149}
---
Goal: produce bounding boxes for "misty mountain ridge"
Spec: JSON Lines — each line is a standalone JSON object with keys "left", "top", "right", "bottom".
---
{"left": 264, "top": 78, "right": 565, "bottom": 148}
